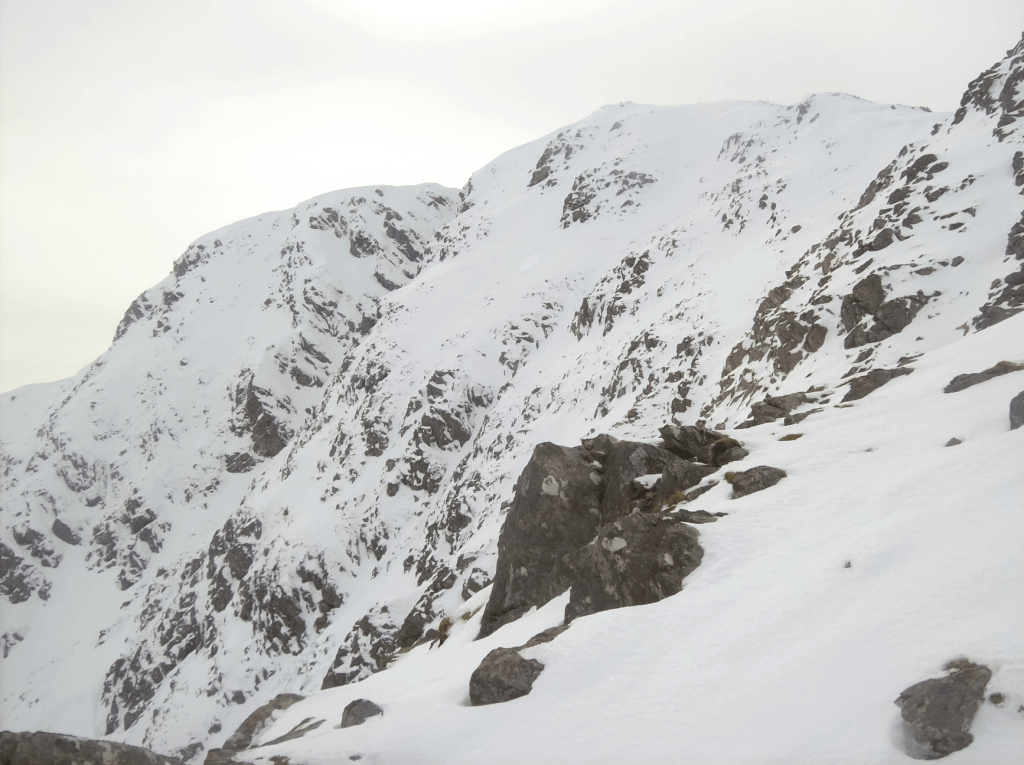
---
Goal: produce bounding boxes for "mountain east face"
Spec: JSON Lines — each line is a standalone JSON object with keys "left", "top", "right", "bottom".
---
{"left": 2, "top": 34, "right": 1023, "bottom": 765}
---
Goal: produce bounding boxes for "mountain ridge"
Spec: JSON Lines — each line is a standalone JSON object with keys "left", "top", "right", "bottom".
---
{"left": 2, "top": 33, "right": 1023, "bottom": 763}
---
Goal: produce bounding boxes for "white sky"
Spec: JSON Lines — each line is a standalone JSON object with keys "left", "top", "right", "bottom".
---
{"left": 1, "top": 0, "right": 1022, "bottom": 393}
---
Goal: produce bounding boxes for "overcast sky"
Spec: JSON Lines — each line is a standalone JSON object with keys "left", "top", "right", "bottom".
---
{"left": 2, "top": 0, "right": 1022, "bottom": 393}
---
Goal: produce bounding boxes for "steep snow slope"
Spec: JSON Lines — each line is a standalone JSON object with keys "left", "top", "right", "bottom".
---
{"left": 2, "top": 32, "right": 1023, "bottom": 764}
{"left": 210, "top": 311, "right": 1024, "bottom": 765}
{"left": 0, "top": 184, "right": 458, "bottom": 738}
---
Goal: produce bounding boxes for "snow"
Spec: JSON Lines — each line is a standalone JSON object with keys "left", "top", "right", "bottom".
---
{"left": 231, "top": 312, "right": 1024, "bottom": 765}
{"left": 2, "top": 37, "right": 1024, "bottom": 763}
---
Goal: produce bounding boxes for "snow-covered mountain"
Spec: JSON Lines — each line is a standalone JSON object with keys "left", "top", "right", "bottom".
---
{"left": 2, "top": 33, "right": 1022, "bottom": 765}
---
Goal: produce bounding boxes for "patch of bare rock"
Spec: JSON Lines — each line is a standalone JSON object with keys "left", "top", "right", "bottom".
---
{"left": 0, "top": 730, "right": 182, "bottom": 765}
{"left": 470, "top": 422, "right": 789, "bottom": 703}
{"left": 895, "top": 659, "right": 992, "bottom": 759}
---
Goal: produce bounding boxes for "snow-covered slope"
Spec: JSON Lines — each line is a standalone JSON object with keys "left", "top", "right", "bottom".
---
{"left": 2, "top": 33, "right": 1022, "bottom": 764}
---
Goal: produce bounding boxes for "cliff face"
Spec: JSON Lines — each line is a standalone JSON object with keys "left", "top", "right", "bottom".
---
{"left": 2, "top": 34, "right": 1023, "bottom": 764}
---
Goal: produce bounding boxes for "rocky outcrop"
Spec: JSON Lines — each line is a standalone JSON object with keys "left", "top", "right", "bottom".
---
{"left": 0, "top": 730, "right": 182, "bottom": 765}
{"left": 340, "top": 699, "right": 383, "bottom": 728}
{"left": 477, "top": 443, "right": 603, "bottom": 638}
{"left": 469, "top": 626, "right": 568, "bottom": 706}
{"left": 943, "top": 360, "right": 1024, "bottom": 393}
{"left": 221, "top": 693, "right": 304, "bottom": 750}
{"left": 658, "top": 424, "right": 724, "bottom": 462}
{"left": 727, "top": 466, "right": 787, "bottom": 499}
{"left": 478, "top": 428, "right": 726, "bottom": 637}
{"left": 599, "top": 440, "right": 681, "bottom": 521}
{"left": 564, "top": 511, "right": 703, "bottom": 623}
{"left": 842, "top": 367, "right": 914, "bottom": 402}
{"left": 651, "top": 460, "right": 719, "bottom": 509}
{"left": 840, "top": 274, "right": 931, "bottom": 350}
{"left": 202, "top": 693, "right": 304, "bottom": 764}
{"left": 737, "top": 392, "right": 816, "bottom": 428}
{"left": 1010, "top": 391, "right": 1024, "bottom": 430}
{"left": 895, "top": 660, "right": 992, "bottom": 759}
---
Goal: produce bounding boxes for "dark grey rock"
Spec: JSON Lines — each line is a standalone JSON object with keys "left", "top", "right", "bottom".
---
{"left": 564, "top": 511, "right": 703, "bottom": 623}
{"left": 520, "top": 625, "right": 570, "bottom": 648}
{"left": 1011, "top": 391, "right": 1024, "bottom": 430}
{"left": 945, "top": 438, "right": 963, "bottom": 447}
{"left": 50, "top": 519, "right": 81, "bottom": 546}
{"left": 601, "top": 440, "right": 681, "bottom": 521}
{"left": 0, "top": 543, "right": 35, "bottom": 604}
{"left": 658, "top": 424, "right": 725, "bottom": 462}
{"left": 738, "top": 392, "right": 815, "bottom": 429}
{"left": 260, "top": 718, "right": 324, "bottom": 748}
{"left": 895, "top": 660, "right": 992, "bottom": 759}
{"left": 218, "top": 693, "right": 305, "bottom": 751}
{"left": 224, "top": 453, "right": 258, "bottom": 474}
{"left": 478, "top": 443, "right": 603, "bottom": 638}
{"left": 842, "top": 367, "right": 914, "bottom": 402}
{"left": 944, "top": 360, "right": 1024, "bottom": 393}
{"left": 728, "top": 466, "right": 787, "bottom": 499}
{"left": 652, "top": 460, "right": 719, "bottom": 509}
{"left": 707, "top": 438, "right": 749, "bottom": 466}
{"left": 579, "top": 433, "right": 620, "bottom": 463}
{"left": 469, "top": 648, "right": 545, "bottom": 706}
{"left": 852, "top": 274, "right": 886, "bottom": 314}
{"left": 340, "top": 699, "right": 383, "bottom": 728}
{"left": 0, "top": 730, "right": 182, "bottom": 764}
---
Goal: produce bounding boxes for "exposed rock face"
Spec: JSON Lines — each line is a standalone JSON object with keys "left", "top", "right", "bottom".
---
{"left": 943, "top": 360, "right": 1024, "bottom": 393}
{"left": 0, "top": 730, "right": 182, "bottom": 765}
{"left": 600, "top": 441, "right": 681, "bottom": 521}
{"left": 478, "top": 443, "right": 603, "bottom": 638}
{"left": 840, "top": 272, "right": 931, "bottom": 350}
{"left": 658, "top": 424, "right": 724, "bottom": 462}
{"left": 564, "top": 511, "right": 703, "bottom": 623}
{"left": 842, "top": 367, "right": 914, "bottom": 402}
{"left": 1010, "top": 391, "right": 1024, "bottom": 430}
{"left": 728, "top": 466, "right": 787, "bottom": 499}
{"left": 340, "top": 699, "right": 383, "bottom": 728}
{"left": 221, "top": 693, "right": 304, "bottom": 750}
{"left": 737, "top": 392, "right": 815, "bottom": 428}
{"left": 202, "top": 693, "right": 304, "bottom": 764}
{"left": 895, "top": 661, "right": 992, "bottom": 759}
{"left": 708, "top": 438, "right": 749, "bottom": 467}
{"left": 652, "top": 460, "right": 720, "bottom": 508}
{"left": 50, "top": 519, "right": 81, "bottom": 546}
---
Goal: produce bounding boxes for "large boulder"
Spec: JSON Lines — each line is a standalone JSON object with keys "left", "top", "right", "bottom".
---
{"left": 468, "top": 627, "right": 568, "bottom": 706}
{"left": 340, "top": 699, "right": 383, "bottom": 728}
{"left": 1010, "top": 390, "right": 1024, "bottom": 430}
{"left": 895, "top": 660, "right": 992, "bottom": 759}
{"left": 658, "top": 424, "right": 724, "bottom": 462}
{"left": 0, "top": 731, "right": 182, "bottom": 765}
{"left": 601, "top": 440, "right": 681, "bottom": 521}
{"left": 469, "top": 649, "right": 545, "bottom": 706}
{"left": 477, "top": 443, "right": 604, "bottom": 638}
{"left": 564, "top": 511, "right": 703, "bottom": 623}
{"left": 728, "top": 466, "right": 787, "bottom": 499}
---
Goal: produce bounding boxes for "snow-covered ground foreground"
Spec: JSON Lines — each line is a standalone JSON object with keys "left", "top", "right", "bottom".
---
{"left": 234, "top": 313, "right": 1024, "bottom": 765}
